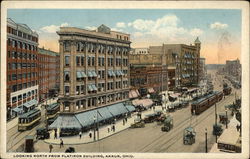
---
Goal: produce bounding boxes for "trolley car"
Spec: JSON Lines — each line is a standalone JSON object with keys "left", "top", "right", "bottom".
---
{"left": 18, "top": 108, "right": 41, "bottom": 131}
{"left": 191, "top": 91, "right": 223, "bottom": 115}
{"left": 46, "top": 103, "right": 59, "bottom": 125}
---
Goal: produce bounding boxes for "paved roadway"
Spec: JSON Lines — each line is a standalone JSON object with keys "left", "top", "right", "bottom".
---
{"left": 32, "top": 69, "right": 241, "bottom": 153}
{"left": 7, "top": 98, "right": 57, "bottom": 152}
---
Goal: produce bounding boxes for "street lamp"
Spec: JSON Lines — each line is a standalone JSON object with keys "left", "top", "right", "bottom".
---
{"left": 93, "top": 116, "right": 96, "bottom": 141}
{"left": 225, "top": 109, "right": 228, "bottom": 129}
{"left": 205, "top": 128, "right": 208, "bottom": 153}
{"left": 215, "top": 103, "right": 218, "bottom": 143}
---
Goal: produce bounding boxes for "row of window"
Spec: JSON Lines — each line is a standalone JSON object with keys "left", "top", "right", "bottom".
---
{"left": 8, "top": 72, "right": 37, "bottom": 81}
{"left": 65, "top": 55, "right": 128, "bottom": 67}
{"left": 8, "top": 51, "right": 37, "bottom": 60}
{"left": 64, "top": 41, "right": 129, "bottom": 56}
{"left": 64, "top": 80, "right": 129, "bottom": 95}
{"left": 7, "top": 27, "right": 38, "bottom": 42}
{"left": 64, "top": 70, "right": 128, "bottom": 82}
{"left": 11, "top": 89, "right": 38, "bottom": 103}
{"left": 63, "top": 91, "right": 129, "bottom": 111}
{"left": 8, "top": 38, "right": 37, "bottom": 50}
{"left": 8, "top": 62, "right": 37, "bottom": 70}
{"left": 10, "top": 81, "right": 38, "bottom": 92}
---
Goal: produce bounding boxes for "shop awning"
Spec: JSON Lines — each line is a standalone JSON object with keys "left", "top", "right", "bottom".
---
{"left": 115, "top": 70, "right": 121, "bottom": 76}
{"left": 132, "top": 99, "right": 153, "bottom": 108}
{"left": 81, "top": 71, "right": 87, "bottom": 77}
{"left": 91, "top": 84, "right": 98, "bottom": 91}
{"left": 23, "top": 99, "right": 38, "bottom": 108}
{"left": 148, "top": 88, "right": 155, "bottom": 93}
{"left": 129, "top": 90, "right": 140, "bottom": 98}
{"left": 107, "top": 103, "right": 128, "bottom": 116}
{"left": 111, "top": 70, "right": 116, "bottom": 76}
{"left": 49, "top": 115, "right": 81, "bottom": 129}
{"left": 120, "top": 70, "right": 124, "bottom": 75}
{"left": 77, "top": 71, "right": 83, "bottom": 78}
{"left": 125, "top": 105, "right": 136, "bottom": 112}
{"left": 97, "top": 107, "right": 113, "bottom": 120}
{"left": 92, "top": 71, "right": 97, "bottom": 77}
{"left": 108, "top": 70, "right": 113, "bottom": 76}
{"left": 88, "top": 85, "right": 94, "bottom": 91}
{"left": 87, "top": 71, "right": 93, "bottom": 77}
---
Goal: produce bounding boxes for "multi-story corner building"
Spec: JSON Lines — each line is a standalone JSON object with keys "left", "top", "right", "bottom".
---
{"left": 130, "top": 64, "right": 168, "bottom": 95}
{"left": 199, "top": 57, "right": 206, "bottom": 81}
{"left": 149, "top": 37, "right": 201, "bottom": 87}
{"left": 225, "top": 59, "right": 241, "bottom": 81}
{"left": 6, "top": 18, "right": 39, "bottom": 120}
{"left": 130, "top": 48, "right": 149, "bottom": 55}
{"left": 57, "top": 24, "right": 131, "bottom": 114}
{"left": 38, "top": 47, "right": 60, "bottom": 102}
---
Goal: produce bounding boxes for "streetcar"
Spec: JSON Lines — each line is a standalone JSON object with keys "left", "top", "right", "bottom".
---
{"left": 18, "top": 108, "right": 41, "bottom": 131}
{"left": 46, "top": 103, "right": 60, "bottom": 125}
{"left": 191, "top": 91, "right": 223, "bottom": 115}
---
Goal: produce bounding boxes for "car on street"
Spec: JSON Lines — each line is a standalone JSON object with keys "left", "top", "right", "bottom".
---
{"left": 183, "top": 127, "right": 196, "bottom": 145}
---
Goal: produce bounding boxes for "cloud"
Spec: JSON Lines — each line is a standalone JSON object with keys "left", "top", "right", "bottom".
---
{"left": 210, "top": 22, "right": 228, "bottom": 30}
{"left": 85, "top": 26, "right": 97, "bottom": 30}
{"left": 111, "top": 28, "right": 123, "bottom": 32}
{"left": 128, "top": 19, "right": 155, "bottom": 31}
{"left": 116, "top": 22, "right": 126, "bottom": 28}
{"left": 40, "top": 23, "right": 70, "bottom": 33}
{"left": 133, "top": 32, "right": 144, "bottom": 37}
{"left": 190, "top": 28, "right": 203, "bottom": 36}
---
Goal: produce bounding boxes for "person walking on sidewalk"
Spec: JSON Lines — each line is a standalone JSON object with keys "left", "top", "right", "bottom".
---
{"left": 108, "top": 127, "right": 110, "bottom": 133}
{"left": 49, "top": 144, "right": 53, "bottom": 153}
{"left": 79, "top": 131, "right": 82, "bottom": 139}
{"left": 54, "top": 130, "right": 57, "bottom": 139}
{"left": 60, "top": 138, "right": 64, "bottom": 148}
{"left": 123, "top": 119, "right": 125, "bottom": 125}
{"left": 89, "top": 131, "right": 92, "bottom": 138}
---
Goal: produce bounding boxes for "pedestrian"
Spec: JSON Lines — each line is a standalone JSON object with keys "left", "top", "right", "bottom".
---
{"left": 60, "top": 139, "right": 64, "bottom": 148}
{"left": 79, "top": 131, "right": 82, "bottom": 139}
{"left": 123, "top": 119, "right": 125, "bottom": 125}
{"left": 113, "top": 125, "right": 116, "bottom": 132}
{"left": 89, "top": 131, "right": 92, "bottom": 138}
{"left": 54, "top": 130, "right": 57, "bottom": 139}
{"left": 125, "top": 117, "right": 127, "bottom": 123}
{"left": 108, "top": 127, "right": 110, "bottom": 133}
{"left": 49, "top": 144, "right": 53, "bottom": 153}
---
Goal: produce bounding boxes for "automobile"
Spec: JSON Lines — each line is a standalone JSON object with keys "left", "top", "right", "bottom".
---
{"left": 36, "top": 128, "right": 50, "bottom": 140}
{"left": 183, "top": 127, "right": 196, "bottom": 145}
{"left": 130, "top": 117, "right": 145, "bottom": 128}
{"left": 65, "top": 147, "right": 75, "bottom": 153}
{"left": 155, "top": 110, "right": 163, "bottom": 117}
{"left": 213, "top": 124, "right": 223, "bottom": 136}
{"left": 161, "top": 115, "right": 173, "bottom": 132}
{"left": 143, "top": 113, "right": 157, "bottom": 123}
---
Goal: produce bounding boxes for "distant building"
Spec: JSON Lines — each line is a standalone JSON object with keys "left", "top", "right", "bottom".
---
{"left": 199, "top": 57, "right": 206, "bottom": 81}
{"left": 38, "top": 47, "right": 60, "bottom": 102}
{"left": 130, "top": 48, "right": 149, "bottom": 55}
{"left": 225, "top": 59, "right": 241, "bottom": 81}
{"left": 149, "top": 37, "right": 201, "bottom": 87}
{"left": 130, "top": 64, "right": 168, "bottom": 96}
{"left": 6, "top": 18, "right": 39, "bottom": 119}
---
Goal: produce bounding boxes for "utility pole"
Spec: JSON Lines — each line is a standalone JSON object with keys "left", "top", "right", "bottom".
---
{"left": 205, "top": 128, "right": 208, "bottom": 153}
{"left": 215, "top": 103, "right": 217, "bottom": 143}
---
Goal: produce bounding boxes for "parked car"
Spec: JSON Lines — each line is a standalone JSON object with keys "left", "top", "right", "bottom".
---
{"left": 131, "top": 117, "right": 145, "bottom": 128}
{"left": 213, "top": 124, "right": 223, "bottom": 136}
{"left": 143, "top": 113, "right": 157, "bottom": 123}
{"left": 183, "top": 127, "right": 196, "bottom": 145}
{"left": 36, "top": 128, "right": 50, "bottom": 140}
{"left": 161, "top": 115, "right": 173, "bottom": 132}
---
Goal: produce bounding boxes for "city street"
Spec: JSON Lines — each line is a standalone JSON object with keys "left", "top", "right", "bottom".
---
{"left": 29, "top": 69, "right": 241, "bottom": 153}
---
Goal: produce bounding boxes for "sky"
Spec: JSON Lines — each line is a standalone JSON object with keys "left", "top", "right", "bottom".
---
{"left": 8, "top": 9, "right": 241, "bottom": 64}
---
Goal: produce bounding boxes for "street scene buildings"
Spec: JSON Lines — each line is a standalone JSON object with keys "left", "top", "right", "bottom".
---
{"left": 5, "top": 9, "right": 243, "bottom": 156}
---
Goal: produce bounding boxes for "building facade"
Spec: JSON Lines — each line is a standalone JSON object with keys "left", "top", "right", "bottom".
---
{"left": 38, "top": 47, "right": 60, "bottom": 102}
{"left": 130, "top": 48, "right": 149, "bottom": 55}
{"left": 6, "top": 18, "right": 39, "bottom": 119}
{"left": 199, "top": 57, "right": 206, "bottom": 81}
{"left": 57, "top": 24, "right": 131, "bottom": 114}
{"left": 149, "top": 37, "right": 201, "bottom": 87}
{"left": 225, "top": 59, "right": 241, "bottom": 81}
{"left": 130, "top": 64, "right": 168, "bottom": 95}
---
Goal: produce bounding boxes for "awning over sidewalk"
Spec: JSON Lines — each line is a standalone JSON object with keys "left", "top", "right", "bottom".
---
{"left": 49, "top": 115, "right": 81, "bottom": 129}
{"left": 129, "top": 89, "right": 140, "bottom": 98}
{"left": 132, "top": 99, "right": 153, "bottom": 108}
{"left": 23, "top": 99, "right": 38, "bottom": 108}
{"left": 148, "top": 88, "right": 155, "bottom": 93}
{"left": 125, "top": 105, "right": 136, "bottom": 112}
{"left": 107, "top": 103, "right": 128, "bottom": 116}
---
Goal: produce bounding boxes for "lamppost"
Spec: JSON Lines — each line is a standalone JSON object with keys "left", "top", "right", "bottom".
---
{"left": 215, "top": 103, "right": 218, "bottom": 143}
{"left": 225, "top": 109, "right": 228, "bottom": 129}
{"left": 205, "top": 128, "right": 208, "bottom": 153}
{"left": 93, "top": 116, "right": 96, "bottom": 141}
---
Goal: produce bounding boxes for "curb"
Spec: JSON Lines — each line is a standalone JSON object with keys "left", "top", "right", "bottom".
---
{"left": 43, "top": 126, "right": 131, "bottom": 145}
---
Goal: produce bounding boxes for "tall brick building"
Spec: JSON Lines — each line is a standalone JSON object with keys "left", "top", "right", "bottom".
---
{"left": 38, "top": 47, "right": 60, "bottom": 102}
{"left": 6, "top": 18, "right": 39, "bottom": 120}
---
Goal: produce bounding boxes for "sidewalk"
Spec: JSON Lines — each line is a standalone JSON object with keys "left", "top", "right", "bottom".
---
{"left": 44, "top": 105, "right": 164, "bottom": 145}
